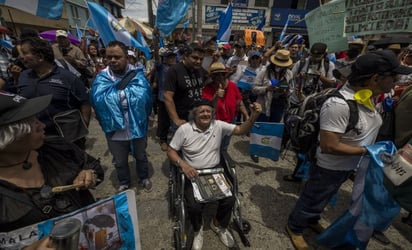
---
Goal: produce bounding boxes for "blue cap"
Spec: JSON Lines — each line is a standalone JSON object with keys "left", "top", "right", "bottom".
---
{"left": 249, "top": 51, "right": 261, "bottom": 58}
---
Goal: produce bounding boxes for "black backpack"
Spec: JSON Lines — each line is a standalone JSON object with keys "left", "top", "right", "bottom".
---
{"left": 286, "top": 88, "right": 359, "bottom": 161}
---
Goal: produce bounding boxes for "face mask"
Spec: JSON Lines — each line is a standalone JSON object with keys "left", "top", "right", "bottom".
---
{"left": 275, "top": 67, "right": 282, "bottom": 73}
{"left": 347, "top": 48, "right": 360, "bottom": 58}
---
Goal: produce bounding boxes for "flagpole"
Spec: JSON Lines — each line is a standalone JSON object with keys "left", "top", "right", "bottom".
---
{"left": 6, "top": 9, "right": 18, "bottom": 37}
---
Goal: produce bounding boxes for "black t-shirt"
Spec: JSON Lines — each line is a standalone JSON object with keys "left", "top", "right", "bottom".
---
{"left": 164, "top": 62, "right": 207, "bottom": 120}
{"left": 17, "top": 66, "right": 89, "bottom": 132}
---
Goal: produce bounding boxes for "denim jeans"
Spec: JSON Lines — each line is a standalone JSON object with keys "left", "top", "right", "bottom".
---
{"left": 288, "top": 164, "right": 352, "bottom": 234}
{"left": 107, "top": 137, "right": 149, "bottom": 186}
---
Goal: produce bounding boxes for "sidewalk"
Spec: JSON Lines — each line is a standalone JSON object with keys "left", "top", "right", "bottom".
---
{"left": 86, "top": 116, "right": 412, "bottom": 249}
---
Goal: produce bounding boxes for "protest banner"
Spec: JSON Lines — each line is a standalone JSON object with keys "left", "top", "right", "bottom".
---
{"left": 0, "top": 190, "right": 141, "bottom": 250}
{"left": 345, "top": 0, "right": 412, "bottom": 36}
{"left": 305, "top": 0, "right": 348, "bottom": 53}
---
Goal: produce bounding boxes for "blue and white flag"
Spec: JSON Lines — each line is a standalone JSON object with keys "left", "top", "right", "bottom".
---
{"left": 136, "top": 30, "right": 151, "bottom": 58}
{"left": 87, "top": 2, "right": 151, "bottom": 59}
{"left": 76, "top": 24, "right": 83, "bottom": 40}
{"left": 256, "top": 16, "right": 266, "bottom": 31}
{"left": 217, "top": 2, "right": 233, "bottom": 42}
{"left": 237, "top": 67, "right": 257, "bottom": 90}
{"left": 317, "top": 141, "right": 400, "bottom": 250}
{"left": 279, "top": 15, "right": 290, "bottom": 41}
{"left": 0, "top": 0, "right": 63, "bottom": 19}
{"left": 249, "top": 122, "right": 284, "bottom": 161}
{"left": 156, "top": 0, "right": 192, "bottom": 36}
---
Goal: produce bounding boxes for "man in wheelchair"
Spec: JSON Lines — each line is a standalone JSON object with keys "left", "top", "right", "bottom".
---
{"left": 167, "top": 99, "right": 261, "bottom": 249}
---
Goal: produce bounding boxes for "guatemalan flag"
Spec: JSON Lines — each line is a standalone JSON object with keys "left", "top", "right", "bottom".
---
{"left": 249, "top": 122, "right": 284, "bottom": 161}
{"left": 87, "top": 2, "right": 151, "bottom": 59}
{"left": 217, "top": 2, "right": 233, "bottom": 43}
{"left": 156, "top": 0, "right": 192, "bottom": 36}
{"left": 317, "top": 141, "right": 400, "bottom": 250}
{"left": 0, "top": 0, "right": 63, "bottom": 19}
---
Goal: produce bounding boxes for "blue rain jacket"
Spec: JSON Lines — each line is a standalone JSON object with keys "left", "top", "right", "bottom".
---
{"left": 90, "top": 66, "right": 152, "bottom": 139}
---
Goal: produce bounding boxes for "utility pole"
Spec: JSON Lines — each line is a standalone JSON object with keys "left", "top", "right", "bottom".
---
{"left": 191, "top": 0, "right": 196, "bottom": 42}
{"left": 147, "top": 0, "right": 154, "bottom": 27}
{"left": 196, "top": 0, "right": 202, "bottom": 41}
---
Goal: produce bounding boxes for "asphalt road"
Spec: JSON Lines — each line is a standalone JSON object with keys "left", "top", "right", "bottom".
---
{"left": 86, "top": 115, "right": 412, "bottom": 250}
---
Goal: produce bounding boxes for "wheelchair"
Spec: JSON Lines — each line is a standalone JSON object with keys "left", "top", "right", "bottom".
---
{"left": 168, "top": 151, "right": 251, "bottom": 249}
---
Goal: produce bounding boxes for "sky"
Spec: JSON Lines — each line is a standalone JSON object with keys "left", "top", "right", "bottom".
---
{"left": 123, "top": 0, "right": 153, "bottom": 22}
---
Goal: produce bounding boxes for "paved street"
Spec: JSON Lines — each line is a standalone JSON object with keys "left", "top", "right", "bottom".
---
{"left": 86, "top": 115, "right": 412, "bottom": 250}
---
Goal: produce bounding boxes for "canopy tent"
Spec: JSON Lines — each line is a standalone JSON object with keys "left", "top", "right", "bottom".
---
{"left": 119, "top": 17, "right": 153, "bottom": 39}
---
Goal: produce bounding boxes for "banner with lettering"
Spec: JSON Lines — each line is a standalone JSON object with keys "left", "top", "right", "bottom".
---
{"left": 305, "top": 0, "right": 348, "bottom": 53}
{"left": 0, "top": 190, "right": 140, "bottom": 250}
{"left": 345, "top": 0, "right": 412, "bottom": 36}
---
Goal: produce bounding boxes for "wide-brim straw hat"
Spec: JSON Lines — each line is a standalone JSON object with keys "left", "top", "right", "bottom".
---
{"left": 270, "top": 49, "right": 293, "bottom": 67}
{"left": 209, "top": 62, "right": 227, "bottom": 74}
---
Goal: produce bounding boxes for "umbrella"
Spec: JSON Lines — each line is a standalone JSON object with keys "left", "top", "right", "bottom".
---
{"left": 39, "top": 30, "right": 80, "bottom": 45}
{"left": 119, "top": 17, "right": 153, "bottom": 38}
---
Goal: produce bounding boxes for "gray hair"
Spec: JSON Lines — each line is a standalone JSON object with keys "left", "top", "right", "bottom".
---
{"left": 0, "top": 120, "right": 31, "bottom": 150}
{"left": 188, "top": 105, "right": 216, "bottom": 122}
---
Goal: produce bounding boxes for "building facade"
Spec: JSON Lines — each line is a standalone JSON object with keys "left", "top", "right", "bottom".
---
{"left": 181, "top": 0, "right": 325, "bottom": 46}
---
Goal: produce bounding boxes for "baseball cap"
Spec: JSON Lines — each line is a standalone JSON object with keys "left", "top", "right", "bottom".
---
{"left": 310, "top": 42, "right": 328, "bottom": 54}
{"left": 249, "top": 51, "right": 261, "bottom": 58}
{"left": 55, "top": 30, "right": 68, "bottom": 38}
{"left": 0, "top": 92, "right": 52, "bottom": 126}
{"left": 351, "top": 50, "right": 412, "bottom": 76}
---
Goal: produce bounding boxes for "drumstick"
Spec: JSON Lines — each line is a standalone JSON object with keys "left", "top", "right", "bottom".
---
{"left": 52, "top": 183, "right": 85, "bottom": 193}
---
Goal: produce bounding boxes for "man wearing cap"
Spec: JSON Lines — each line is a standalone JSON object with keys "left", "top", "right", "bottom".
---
{"left": 164, "top": 43, "right": 208, "bottom": 127}
{"left": 337, "top": 38, "right": 365, "bottom": 67}
{"left": 90, "top": 41, "right": 153, "bottom": 193}
{"left": 167, "top": 98, "right": 262, "bottom": 250}
{"left": 225, "top": 40, "right": 248, "bottom": 72}
{"left": 52, "top": 30, "right": 89, "bottom": 84}
{"left": 201, "top": 39, "right": 224, "bottom": 71}
{"left": 154, "top": 48, "right": 177, "bottom": 151}
{"left": 292, "top": 42, "right": 336, "bottom": 100}
{"left": 286, "top": 50, "right": 412, "bottom": 250}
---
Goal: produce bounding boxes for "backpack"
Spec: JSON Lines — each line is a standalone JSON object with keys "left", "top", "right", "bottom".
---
{"left": 285, "top": 88, "right": 359, "bottom": 161}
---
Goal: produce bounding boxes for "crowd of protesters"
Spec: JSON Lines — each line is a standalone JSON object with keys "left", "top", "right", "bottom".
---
{"left": 1, "top": 25, "right": 412, "bottom": 250}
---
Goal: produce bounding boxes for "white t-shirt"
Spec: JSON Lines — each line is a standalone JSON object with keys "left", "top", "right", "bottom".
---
{"left": 316, "top": 85, "right": 382, "bottom": 171}
{"left": 169, "top": 120, "right": 236, "bottom": 169}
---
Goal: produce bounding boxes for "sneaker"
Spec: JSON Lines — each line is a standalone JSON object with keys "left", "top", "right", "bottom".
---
{"left": 141, "top": 179, "right": 152, "bottom": 192}
{"left": 117, "top": 184, "right": 129, "bottom": 193}
{"left": 250, "top": 154, "right": 259, "bottom": 163}
{"left": 285, "top": 225, "right": 308, "bottom": 250}
{"left": 192, "top": 226, "right": 203, "bottom": 250}
{"left": 160, "top": 142, "right": 168, "bottom": 151}
{"left": 308, "top": 222, "right": 326, "bottom": 234}
{"left": 210, "top": 221, "right": 234, "bottom": 248}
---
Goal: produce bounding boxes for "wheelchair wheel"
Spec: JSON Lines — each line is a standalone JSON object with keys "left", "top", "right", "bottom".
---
{"left": 173, "top": 226, "right": 182, "bottom": 250}
{"left": 168, "top": 166, "right": 177, "bottom": 219}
